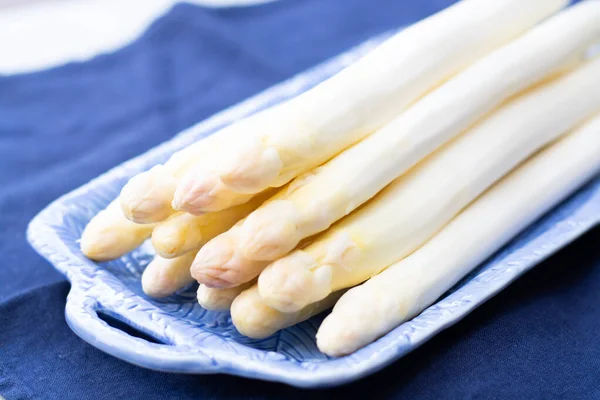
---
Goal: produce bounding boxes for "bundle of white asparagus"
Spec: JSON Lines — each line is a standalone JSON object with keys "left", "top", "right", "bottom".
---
{"left": 80, "top": 0, "right": 600, "bottom": 355}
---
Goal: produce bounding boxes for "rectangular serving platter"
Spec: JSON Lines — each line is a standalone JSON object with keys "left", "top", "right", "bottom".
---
{"left": 27, "top": 31, "right": 600, "bottom": 388}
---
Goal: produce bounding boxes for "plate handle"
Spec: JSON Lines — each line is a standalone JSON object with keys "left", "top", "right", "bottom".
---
{"left": 64, "top": 288, "right": 214, "bottom": 372}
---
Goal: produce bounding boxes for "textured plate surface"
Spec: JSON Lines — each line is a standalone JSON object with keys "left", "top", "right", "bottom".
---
{"left": 27, "top": 32, "right": 600, "bottom": 388}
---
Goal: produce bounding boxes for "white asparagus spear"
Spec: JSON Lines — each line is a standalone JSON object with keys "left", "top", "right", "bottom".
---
{"left": 191, "top": 223, "right": 271, "bottom": 287}
{"left": 317, "top": 115, "right": 600, "bottom": 356}
{"left": 141, "top": 251, "right": 198, "bottom": 298}
{"left": 120, "top": 130, "right": 252, "bottom": 224}
{"left": 197, "top": 281, "right": 255, "bottom": 311}
{"left": 230, "top": 285, "right": 344, "bottom": 339}
{"left": 151, "top": 190, "right": 273, "bottom": 259}
{"left": 81, "top": 199, "right": 154, "bottom": 261}
{"left": 173, "top": 0, "right": 568, "bottom": 214}
{"left": 229, "top": 1, "right": 600, "bottom": 262}
{"left": 257, "top": 58, "right": 600, "bottom": 313}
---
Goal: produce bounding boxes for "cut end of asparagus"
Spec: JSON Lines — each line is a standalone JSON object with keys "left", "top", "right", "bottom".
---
{"left": 257, "top": 251, "right": 332, "bottom": 313}
{"left": 218, "top": 140, "right": 284, "bottom": 194}
{"left": 120, "top": 165, "right": 177, "bottom": 224}
{"left": 238, "top": 200, "right": 301, "bottom": 261}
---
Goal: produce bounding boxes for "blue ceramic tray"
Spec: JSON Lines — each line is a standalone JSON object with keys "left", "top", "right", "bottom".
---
{"left": 27, "top": 32, "right": 600, "bottom": 388}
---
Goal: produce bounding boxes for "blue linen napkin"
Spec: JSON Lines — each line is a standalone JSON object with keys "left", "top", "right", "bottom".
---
{"left": 1, "top": 0, "right": 598, "bottom": 398}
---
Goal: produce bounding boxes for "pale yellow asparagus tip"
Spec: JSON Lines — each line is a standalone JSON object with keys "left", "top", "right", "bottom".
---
{"left": 191, "top": 229, "right": 268, "bottom": 288}
{"left": 172, "top": 169, "right": 254, "bottom": 214}
{"left": 151, "top": 213, "right": 203, "bottom": 259}
{"left": 258, "top": 250, "right": 333, "bottom": 313}
{"left": 172, "top": 170, "right": 221, "bottom": 213}
{"left": 142, "top": 251, "right": 197, "bottom": 298}
{"left": 190, "top": 232, "right": 236, "bottom": 287}
{"left": 238, "top": 200, "right": 301, "bottom": 260}
{"left": 231, "top": 285, "right": 341, "bottom": 339}
{"left": 81, "top": 201, "right": 153, "bottom": 261}
{"left": 197, "top": 281, "right": 254, "bottom": 311}
{"left": 316, "top": 287, "right": 382, "bottom": 357}
{"left": 231, "top": 286, "right": 287, "bottom": 339}
{"left": 217, "top": 136, "right": 283, "bottom": 193}
{"left": 120, "top": 165, "right": 178, "bottom": 224}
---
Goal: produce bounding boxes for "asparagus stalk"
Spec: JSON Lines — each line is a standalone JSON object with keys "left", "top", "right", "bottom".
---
{"left": 230, "top": 285, "right": 343, "bottom": 339}
{"left": 197, "top": 281, "right": 255, "bottom": 311}
{"left": 80, "top": 199, "right": 154, "bottom": 261}
{"left": 228, "top": 1, "right": 600, "bottom": 262}
{"left": 141, "top": 251, "right": 198, "bottom": 298}
{"left": 317, "top": 114, "right": 600, "bottom": 356}
{"left": 151, "top": 190, "right": 273, "bottom": 259}
{"left": 173, "top": 0, "right": 568, "bottom": 214}
{"left": 257, "top": 58, "right": 600, "bottom": 313}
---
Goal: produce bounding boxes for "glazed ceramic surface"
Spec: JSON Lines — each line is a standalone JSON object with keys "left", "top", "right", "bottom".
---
{"left": 27, "top": 32, "right": 600, "bottom": 388}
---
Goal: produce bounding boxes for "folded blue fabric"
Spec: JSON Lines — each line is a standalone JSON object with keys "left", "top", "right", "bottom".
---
{"left": 1, "top": 0, "right": 598, "bottom": 398}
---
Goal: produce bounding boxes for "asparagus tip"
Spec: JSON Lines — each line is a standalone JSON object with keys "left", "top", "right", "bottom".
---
{"left": 120, "top": 165, "right": 176, "bottom": 224}
{"left": 191, "top": 234, "right": 237, "bottom": 288}
{"left": 258, "top": 252, "right": 332, "bottom": 313}
{"left": 238, "top": 200, "right": 300, "bottom": 261}
{"left": 219, "top": 144, "right": 283, "bottom": 193}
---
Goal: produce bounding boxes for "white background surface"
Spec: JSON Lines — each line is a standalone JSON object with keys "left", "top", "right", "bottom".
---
{"left": 0, "top": 0, "right": 275, "bottom": 75}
